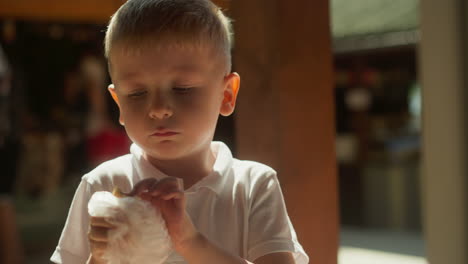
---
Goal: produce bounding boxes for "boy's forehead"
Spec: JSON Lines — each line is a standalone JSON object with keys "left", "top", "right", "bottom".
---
{"left": 110, "top": 37, "right": 225, "bottom": 64}
{"left": 108, "top": 38, "right": 227, "bottom": 78}
{"left": 111, "top": 35, "right": 221, "bottom": 56}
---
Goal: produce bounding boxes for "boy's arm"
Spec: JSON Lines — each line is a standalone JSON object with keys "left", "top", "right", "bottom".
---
{"left": 177, "top": 232, "right": 249, "bottom": 264}
{"left": 179, "top": 234, "right": 295, "bottom": 264}
{"left": 254, "top": 252, "right": 295, "bottom": 264}
{"left": 246, "top": 172, "right": 308, "bottom": 263}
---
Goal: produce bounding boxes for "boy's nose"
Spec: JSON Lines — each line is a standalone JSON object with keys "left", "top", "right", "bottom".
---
{"left": 148, "top": 97, "right": 173, "bottom": 120}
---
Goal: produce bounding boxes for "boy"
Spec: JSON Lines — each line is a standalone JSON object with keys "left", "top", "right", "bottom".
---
{"left": 51, "top": 0, "right": 309, "bottom": 263}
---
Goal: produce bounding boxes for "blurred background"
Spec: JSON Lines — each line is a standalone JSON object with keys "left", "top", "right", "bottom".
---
{"left": 0, "top": 0, "right": 466, "bottom": 264}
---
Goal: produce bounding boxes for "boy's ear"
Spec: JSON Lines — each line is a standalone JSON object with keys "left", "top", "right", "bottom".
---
{"left": 108, "top": 84, "right": 120, "bottom": 106}
{"left": 220, "top": 72, "right": 240, "bottom": 116}
{"left": 108, "top": 84, "right": 125, "bottom": 125}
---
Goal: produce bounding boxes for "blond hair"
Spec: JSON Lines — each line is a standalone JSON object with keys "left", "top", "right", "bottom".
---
{"left": 104, "top": 0, "right": 233, "bottom": 71}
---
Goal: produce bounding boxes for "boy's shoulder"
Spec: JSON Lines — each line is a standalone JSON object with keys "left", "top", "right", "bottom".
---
{"left": 215, "top": 157, "right": 284, "bottom": 203}
{"left": 228, "top": 157, "right": 279, "bottom": 191}
{"left": 214, "top": 141, "right": 278, "bottom": 187}
{"left": 231, "top": 158, "right": 276, "bottom": 178}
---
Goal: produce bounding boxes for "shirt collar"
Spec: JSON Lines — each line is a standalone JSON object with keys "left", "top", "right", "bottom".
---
{"left": 130, "top": 143, "right": 168, "bottom": 181}
{"left": 130, "top": 141, "right": 233, "bottom": 196}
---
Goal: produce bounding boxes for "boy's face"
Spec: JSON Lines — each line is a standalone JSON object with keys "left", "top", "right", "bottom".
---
{"left": 108, "top": 41, "right": 239, "bottom": 162}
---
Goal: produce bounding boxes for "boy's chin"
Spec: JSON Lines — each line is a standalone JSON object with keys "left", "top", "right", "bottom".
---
{"left": 144, "top": 144, "right": 186, "bottom": 160}
{"left": 142, "top": 140, "right": 211, "bottom": 161}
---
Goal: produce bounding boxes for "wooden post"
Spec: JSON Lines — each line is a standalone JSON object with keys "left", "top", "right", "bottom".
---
{"left": 232, "top": 1, "right": 339, "bottom": 263}
{"left": 420, "top": 0, "right": 468, "bottom": 263}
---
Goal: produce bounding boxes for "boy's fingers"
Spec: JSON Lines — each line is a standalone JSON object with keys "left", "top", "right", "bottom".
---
{"left": 161, "top": 190, "right": 184, "bottom": 200}
{"left": 152, "top": 177, "right": 181, "bottom": 190}
{"left": 150, "top": 186, "right": 182, "bottom": 200}
{"left": 88, "top": 226, "right": 111, "bottom": 242}
{"left": 129, "top": 177, "right": 183, "bottom": 199}
{"left": 149, "top": 177, "right": 182, "bottom": 194}
{"left": 148, "top": 189, "right": 162, "bottom": 197}
{"left": 141, "top": 190, "right": 181, "bottom": 202}
{"left": 90, "top": 217, "right": 115, "bottom": 228}
{"left": 139, "top": 192, "right": 152, "bottom": 201}
{"left": 126, "top": 178, "right": 159, "bottom": 196}
{"left": 90, "top": 240, "right": 107, "bottom": 255}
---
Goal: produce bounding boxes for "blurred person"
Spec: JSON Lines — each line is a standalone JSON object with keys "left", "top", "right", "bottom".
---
{"left": 0, "top": 39, "right": 62, "bottom": 197}
{"left": 51, "top": 0, "right": 308, "bottom": 264}
{"left": 0, "top": 43, "right": 20, "bottom": 194}
{"left": 60, "top": 67, "right": 89, "bottom": 179}
{"left": 79, "top": 54, "right": 130, "bottom": 168}
{"left": 60, "top": 53, "right": 130, "bottom": 180}
{"left": 15, "top": 119, "right": 64, "bottom": 196}
{"left": 0, "top": 45, "right": 11, "bottom": 145}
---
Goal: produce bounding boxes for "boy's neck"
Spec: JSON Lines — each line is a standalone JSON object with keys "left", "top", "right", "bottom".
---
{"left": 143, "top": 146, "right": 216, "bottom": 189}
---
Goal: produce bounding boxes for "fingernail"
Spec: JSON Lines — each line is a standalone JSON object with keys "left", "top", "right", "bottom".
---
{"left": 176, "top": 178, "right": 184, "bottom": 190}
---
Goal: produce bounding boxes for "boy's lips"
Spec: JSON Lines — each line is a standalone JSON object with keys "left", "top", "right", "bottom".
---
{"left": 151, "top": 129, "right": 179, "bottom": 137}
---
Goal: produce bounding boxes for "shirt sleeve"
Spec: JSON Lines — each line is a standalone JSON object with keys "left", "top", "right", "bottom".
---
{"left": 247, "top": 172, "right": 309, "bottom": 264}
{"left": 50, "top": 178, "right": 93, "bottom": 264}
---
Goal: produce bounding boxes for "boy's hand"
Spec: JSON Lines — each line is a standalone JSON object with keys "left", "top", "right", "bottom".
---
{"left": 87, "top": 216, "right": 116, "bottom": 264}
{"left": 132, "top": 177, "right": 198, "bottom": 253}
{"left": 114, "top": 178, "right": 253, "bottom": 264}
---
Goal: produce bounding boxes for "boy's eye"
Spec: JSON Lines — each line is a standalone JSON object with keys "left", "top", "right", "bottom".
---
{"left": 173, "top": 87, "right": 193, "bottom": 94}
{"left": 128, "top": 90, "right": 147, "bottom": 98}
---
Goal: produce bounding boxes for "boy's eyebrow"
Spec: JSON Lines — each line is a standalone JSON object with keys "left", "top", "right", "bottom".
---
{"left": 172, "top": 63, "right": 204, "bottom": 74}
{"left": 114, "top": 65, "right": 205, "bottom": 83}
{"left": 114, "top": 71, "right": 140, "bottom": 82}
{"left": 112, "top": 57, "right": 217, "bottom": 82}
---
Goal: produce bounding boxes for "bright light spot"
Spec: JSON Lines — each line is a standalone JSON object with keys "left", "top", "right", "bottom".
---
{"left": 339, "top": 246, "right": 428, "bottom": 264}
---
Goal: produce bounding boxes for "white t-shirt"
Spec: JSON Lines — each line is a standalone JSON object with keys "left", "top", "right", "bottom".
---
{"left": 51, "top": 141, "right": 309, "bottom": 264}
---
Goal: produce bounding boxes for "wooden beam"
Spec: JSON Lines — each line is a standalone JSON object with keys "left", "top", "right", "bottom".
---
{"left": 0, "top": 0, "right": 230, "bottom": 23}
{"left": 0, "top": 0, "right": 123, "bottom": 23}
{"left": 232, "top": 0, "right": 338, "bottom": 263}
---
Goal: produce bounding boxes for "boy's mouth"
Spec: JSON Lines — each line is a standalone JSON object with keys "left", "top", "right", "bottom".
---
{"left": 153, "top": 131, "right": 179, "bottom": 137}
{"left": 151, "top": 129, "right": 179, "bottom": 137}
